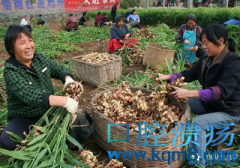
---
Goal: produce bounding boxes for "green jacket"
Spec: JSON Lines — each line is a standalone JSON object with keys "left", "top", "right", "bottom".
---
{"left": 4, "top": 52, "right": 73, "bottom": 119}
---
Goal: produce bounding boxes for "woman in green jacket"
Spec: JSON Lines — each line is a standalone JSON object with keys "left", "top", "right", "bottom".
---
{"left": 0, "top": 25, "right": 92, "bottom": 150}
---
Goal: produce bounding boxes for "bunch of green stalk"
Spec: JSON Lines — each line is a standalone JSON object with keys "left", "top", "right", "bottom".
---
{"left": 0, "top": 107, "right": 90, "bottom": 168}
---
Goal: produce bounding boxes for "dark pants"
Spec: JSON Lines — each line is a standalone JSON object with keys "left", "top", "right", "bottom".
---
{"left": 0, "top": 111, "right": 93, "bottom": 150}
{"left": 23, "top": 25, "right": 32, "bottom": 33}
{"left": 173, "top": 47, "right": 206, "bottom": 65}
{"left": 112, "top": 14, "right": 116, "bottom": 23}
{"left": 131, "top": 23, "right": 140, "bottom": 29}
{"left": 37, "top": 20, "right": 45, "bottom": 25}
{"left": 0, "top": 117, "right": 40, "bottom": 150}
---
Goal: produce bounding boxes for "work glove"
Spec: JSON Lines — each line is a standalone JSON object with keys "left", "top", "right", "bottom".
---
{"left": 64, "top": 77, "right": 74, "bottom": 88}
{"left": 63, "top": 78, "right": 84, "bottom": 93}
{"left": 63, "top": 97, "right": 78, "bottom": 116}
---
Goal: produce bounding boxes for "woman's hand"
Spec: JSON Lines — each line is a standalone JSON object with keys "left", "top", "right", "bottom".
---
{"left": 125, "top": 33, "right": 130, "bottom": 40}
{"left": 170, "top": 86, "right": 200, "bottom": 99}
{"left": 158, "top": 73, "right": 171, "bottom": 81}
{"left": 63, "top": 97, "right": 79, "bottom": 115}
{"left": 119, "top": 40, "right": 124, "bottom": 43}
{"left": 184, "top": 39, "right": 190, "bottom": 44}
{"left": 189, "top": 46, "right": 198, "bottom": 52}
{"left": 63, "top": 77, "right": 83, "bottom": 93}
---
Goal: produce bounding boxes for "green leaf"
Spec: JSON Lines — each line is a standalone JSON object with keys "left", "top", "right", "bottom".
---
{"left": 65, "top": 154, "right": 90, "bottom": 168}
{"left": 60, "top": 139, "right": 68, "bottom": 152}
{"left": 6, "top": 131, "right": 23, "bottom": 143}
{"left": 0, "top": 164, "right": 23, "bottom": 168}
{"left": 28, "top": 133, "right": 47, "bottom": 146}
{"left": 44, "top": 143, "right": 52, "bottom": 154}
{"left": 23, "top": 161, "right": 31, "bottom": 168}
{"left": 32, "top": 148, "right": 48, "bottom": 167}
{"left": 26, "top": 143, "right": 42, "bottom": 151}
{"left": 36, "top": 155, "right": 54, "bottom": 168}
{"left": 58, "top": 162, "right": 74, "bottom": 168}
{"left": 44, "top": 115, "right": 50, "bottom": 125}
{"left": 66, "top": 134, "right": 83, "bottom": 150}
{"left": 0, "top": 148, "right": 32, "bottom": 160}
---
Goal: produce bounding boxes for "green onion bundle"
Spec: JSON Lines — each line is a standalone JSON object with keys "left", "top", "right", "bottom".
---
{"left": 0, "top": 107, "right": 90, "bottom": 168}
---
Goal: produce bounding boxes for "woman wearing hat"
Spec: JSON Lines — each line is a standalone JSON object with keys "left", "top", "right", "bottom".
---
{"left": 108, "top": 15, "right": 139, "bottom": 53}
{"left": 175, "top": 13, "right": 205, "bottom": 66}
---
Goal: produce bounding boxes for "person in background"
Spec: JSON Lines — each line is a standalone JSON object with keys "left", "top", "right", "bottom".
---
{"left": 156, "top": 0, "right": 163, "bottom": 6}
{"left": 79, "top": 12, "right": 87, "bottom": 26}
{"left": 111, "top": 2, "right": 119, "bottom": 23}
{"left": 29, "top": 15, "right": 36, "bottom": 26}
{"left": 127, "top": 9, "right": 140, "bottom": 29}
{"left": 124, "top": 11, "right": 132, "bottom": 23}
{"left": 108, "top": 15, "right": 139, "bottom": 53}
{"left": 95, "top": 12, "right": 102, "bottom": 27}
{"left": 175, "top": 13, "right": 205, "bottom": 66}
{"left": 158, "top": 24, "right": 240, "bottom": 167}
{"left": 0, "top": 25, "right": 93, "bottom": 150}
{"left": 101, "top": 13, "right": 112, "bottom": 27}
{"left": 20, "top": 15, "right": 32, "bottom": 33}
{"left": 223, "top": 16, "right": 240, "bottom": 26}
{"left": 66, "top": 14, "right": 78, "bottom": 32}
{"left": 37, "top": 14, "right": 45, "bottom": 25}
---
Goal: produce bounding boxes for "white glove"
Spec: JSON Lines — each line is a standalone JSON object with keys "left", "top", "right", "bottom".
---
{"left": 64, "top": 77, "right": 74, "bottom": 87}
{"left": 63, "top": 97, "right": 78, "bottom": 115}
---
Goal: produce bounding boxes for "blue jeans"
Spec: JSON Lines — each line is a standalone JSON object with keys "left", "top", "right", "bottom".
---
{"left": 188, "top": 98, "right": 240, "bottom": 165}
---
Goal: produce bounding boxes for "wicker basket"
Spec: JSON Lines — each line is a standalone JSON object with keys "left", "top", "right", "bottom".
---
{"left": 143, "top": 43, "right": 175, "bottom": 71}
{"left": 85, "top": 20, "right": 94, "bottom": 27}
{"left": 91, "top": 87, "right": 191, "bottom": 168}
{"left": 71, "top": 54, "right": 122, "bottom": 86}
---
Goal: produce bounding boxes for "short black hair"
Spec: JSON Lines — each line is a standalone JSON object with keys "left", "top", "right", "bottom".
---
{"left": 186, "top": 13, "right": 196, "bottom": 22}
{"left": 200, "top": 24, "right": 236, "bottom": 52}
{"left": 39, "top": 14, "right": 42, "bottom": 17}
{"left": 83, "top": 12, "right": 87, "bottom": 16}
{"left": 98, "top": 12, "right": 101, "bottom": 15}
{"left": 115, "top": 14, "right": 124, "bottom": 23}
{"left": 69, "top": 13, "right": 73, "bottom": 17}
{"left": 132, "top": 9, "right": 136, "bottom": 13}
{"left": 233, "top": 16, "right": 239, "bottom": 20}
{"left": 104, "top": 13, "right": 107, "bottom": 16}
{"left": 4, "top": 25, "right": 32, "bottom": 57}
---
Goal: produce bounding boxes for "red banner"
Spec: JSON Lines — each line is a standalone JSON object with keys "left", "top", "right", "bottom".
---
{"left": 64, "top": 0, "right": 120, "bottom": 12}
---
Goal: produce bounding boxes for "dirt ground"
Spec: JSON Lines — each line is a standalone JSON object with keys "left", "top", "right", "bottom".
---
{"left": 0, "top": 26, "right": 147, "bottom": 165}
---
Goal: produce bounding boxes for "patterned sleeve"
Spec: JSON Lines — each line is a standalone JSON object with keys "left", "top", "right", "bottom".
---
{"left": 175, "top": 24, "right": 185, "bottom": 42}
{"left": 196, "top": 26, "right": 202, "bottom": 47}
{"left": 37, "top": 52, "right": 73, "bottom": 83}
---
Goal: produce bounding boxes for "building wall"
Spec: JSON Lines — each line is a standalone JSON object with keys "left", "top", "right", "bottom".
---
{"left": 0, "top": 0, "right": 118, "bottom": 26}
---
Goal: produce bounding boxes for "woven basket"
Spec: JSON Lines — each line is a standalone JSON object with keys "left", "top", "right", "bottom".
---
{"left": 91, "top": 87, "right": 191, "bottom": 168}
{"left": 71, "top": 54, "right": 122, "bottom": 86}
{"left": 85, "top": 20, "right": 94, "bottom": 27}
{"left": 143, "top": 43, "right": 175, "bottom": 71}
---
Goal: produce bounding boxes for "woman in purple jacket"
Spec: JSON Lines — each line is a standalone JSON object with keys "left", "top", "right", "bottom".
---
{"left": 159, "top": 24, "right": 240, "bottom": 166}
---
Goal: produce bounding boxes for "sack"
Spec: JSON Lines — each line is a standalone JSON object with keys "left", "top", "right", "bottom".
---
{"left": 67, "top": 110, "right": 93, "bottom": 149}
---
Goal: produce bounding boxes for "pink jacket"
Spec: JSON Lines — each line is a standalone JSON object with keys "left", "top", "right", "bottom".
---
{"left": 66, "top": 16, "right": 78, "bottom": 30}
